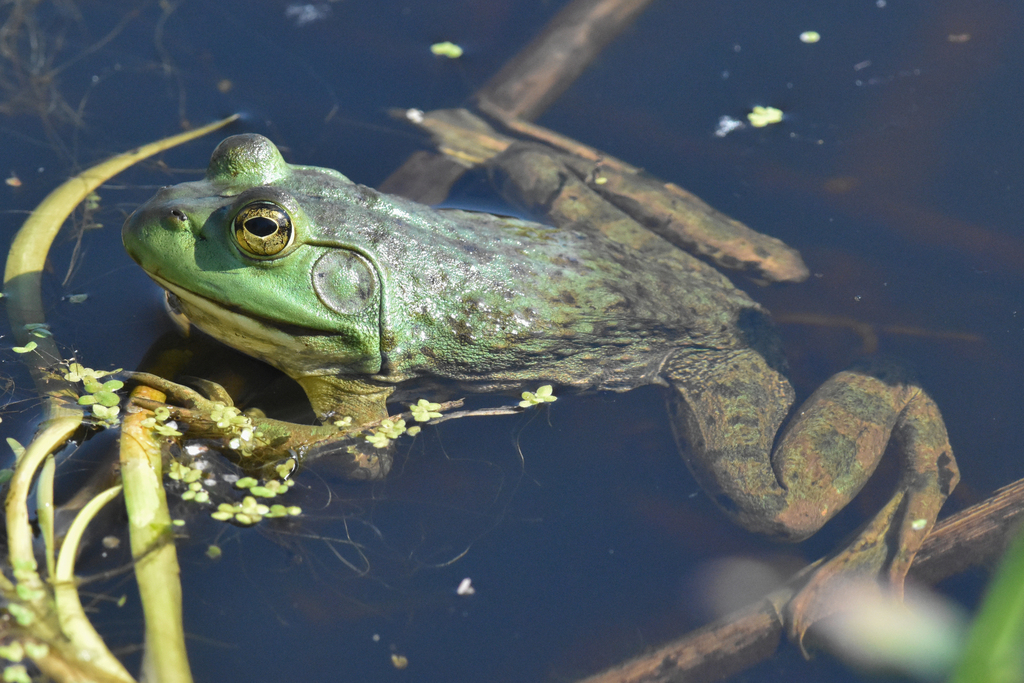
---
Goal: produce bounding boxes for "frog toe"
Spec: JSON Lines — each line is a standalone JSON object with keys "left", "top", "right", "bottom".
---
{"left": 783, "top": 473, "right": 950, "bottom": 656}
{"left": 128, "top": 371, "right": 227, "bottom": 410}
{"left": 176, "top": 375, "right": 235, "bottom": 406}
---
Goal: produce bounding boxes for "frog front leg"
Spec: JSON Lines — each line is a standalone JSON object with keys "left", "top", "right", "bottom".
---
{"left": 663, "top": 349, "right": 959, "bottom": 647}
{"left": 129, "top": 372, "right": 395, "bottom": 480}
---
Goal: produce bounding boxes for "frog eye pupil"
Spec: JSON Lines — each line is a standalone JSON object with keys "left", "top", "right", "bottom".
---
{"left": 244, "top": 216, "right": 279, "bottom": 237}
{"left": 233, "top": 201, "right": 294, "bottom": 257}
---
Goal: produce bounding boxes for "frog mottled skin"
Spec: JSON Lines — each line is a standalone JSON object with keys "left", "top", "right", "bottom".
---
{"left": 123, "top": 134, "right": 958, "bottom": 643}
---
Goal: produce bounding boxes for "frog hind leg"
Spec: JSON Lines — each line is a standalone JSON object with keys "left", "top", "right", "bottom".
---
{"left": 663, "top": 351, "right": 959, "bottom": 650}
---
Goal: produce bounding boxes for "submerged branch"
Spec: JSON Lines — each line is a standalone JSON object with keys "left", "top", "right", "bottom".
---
{"left": 574, "top": 478, "right": 1024, "bottom": 683}
{"left": 380, "top": 0, "right": 655, "bottom": 203}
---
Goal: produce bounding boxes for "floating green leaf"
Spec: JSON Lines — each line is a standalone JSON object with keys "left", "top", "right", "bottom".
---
{"left": 748, "top": 106, "right": 783, "bottom": 128}
{"left": 93, "top": 391, "right": 120, "bottom": 407}
{"left": 276, "top": 460, "right": 296, "bottom": 479}
{"left": 21, "top": 643, "right": 46, "bottom": 660}
{"left": 23, "top": 324, "right": 51, "bottom": 338}
{"left": 410, "top": 398, "right": 443, "bottom": 422}
{"left": 365, "top": 431, "right": 391, "bottom": 449}
{"left": 3, "top": 664, "right": 30, "bottom": 683}
{"left": 519, "top": 384, "right": 557, "bottom": 408}
{"left": 6, "top": 604, "right": 33, "bottom": 626}
{"left": 0, "top": 642, "right": 23, "bottom": 662}
{"left": 378, "top": 417, "right": 407, "bottom": 439}
{"left": 430, "top": 41, "right": 463, "bottom": 58}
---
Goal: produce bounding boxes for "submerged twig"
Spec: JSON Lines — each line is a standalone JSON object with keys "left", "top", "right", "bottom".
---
{"left": 574, "top": 478, "right": 1024, "bottom": 683}
{"left": 474, "top": 0, "right": 656, "bottom": 120}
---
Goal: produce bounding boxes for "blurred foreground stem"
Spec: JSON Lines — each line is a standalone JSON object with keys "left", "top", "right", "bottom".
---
{"left": 950, "top": 525, "right": 1024, "bottom": 683}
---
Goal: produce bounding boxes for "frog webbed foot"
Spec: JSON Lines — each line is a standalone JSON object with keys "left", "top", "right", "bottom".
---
{"left": 782, "top": 489, "right": 936, "bottom": 655}
{"left": 777, "top": 367, "right": 960, "bottom": 652}
{"left": 128, "top": 371, "right": 292, "bottom": 458}
{"left": 303, "top": 437, "right": 393, "bottom": 481}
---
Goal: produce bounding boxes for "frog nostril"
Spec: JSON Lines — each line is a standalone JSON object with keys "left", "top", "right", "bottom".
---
{"left": 169, "top": 208, "right": 188, "bottom": 223}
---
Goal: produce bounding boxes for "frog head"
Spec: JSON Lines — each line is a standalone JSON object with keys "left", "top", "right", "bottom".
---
{"left": 122, "top": 134, "right": 386, "bottom": 390}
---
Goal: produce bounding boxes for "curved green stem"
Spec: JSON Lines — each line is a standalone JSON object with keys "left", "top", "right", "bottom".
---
{"left": 53, "top": 485, "right": 132, "bottom": 682}
{"left": 5, "top": 415, "right": 82, "bottom": 592}
{"left": 38, "top": 454, "right": 56, "bottom": 580}
{"left": 3, "top": 114, "right": 239, "bottom": 682}
{"left": 3, "top": 114, "right": 241, "bottom": 413}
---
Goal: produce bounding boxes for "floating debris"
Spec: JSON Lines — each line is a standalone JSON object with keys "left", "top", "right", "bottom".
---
{"left": 715, "top": 116, "right": 745, "bottom": 137}
{"left": 285, "top": 4, "right": 331, "bottom": 27}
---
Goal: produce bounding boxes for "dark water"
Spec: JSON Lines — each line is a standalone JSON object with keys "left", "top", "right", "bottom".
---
{"left": 2, "top": 0, "right": 1023, "bottom": 681}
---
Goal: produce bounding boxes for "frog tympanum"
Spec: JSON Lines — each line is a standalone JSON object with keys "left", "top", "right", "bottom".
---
{"left": 122, "top": 134, "right": 958, "bottom": 647}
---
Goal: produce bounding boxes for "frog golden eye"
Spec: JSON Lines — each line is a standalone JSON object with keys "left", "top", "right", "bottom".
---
{"left": 233, "top": 201, "right": 293, "bottom": 257}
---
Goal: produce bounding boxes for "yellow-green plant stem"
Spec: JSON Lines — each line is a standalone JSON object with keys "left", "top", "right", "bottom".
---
{"left": 5, "top": 416, "right": 81, "bottom": 597}
{"left": 121, "top": 389, "right": 192, "bottom": 683}
{"left": 3, "top": 115, "right": 238, "bottom": 681}
{"left": 53, "top": 485, "right": 132, "bottom": 683}
{"left": 38, "top": 454, "right": 56, "bottom": 579}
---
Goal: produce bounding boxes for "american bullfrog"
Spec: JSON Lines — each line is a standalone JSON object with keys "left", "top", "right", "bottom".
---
{"left": 122, "top": 133, "right": 958, "bottom": 644}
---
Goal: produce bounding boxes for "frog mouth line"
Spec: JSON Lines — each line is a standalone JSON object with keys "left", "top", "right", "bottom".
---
{"left": 148, "top": 274, "right": 325, "bottom": 342}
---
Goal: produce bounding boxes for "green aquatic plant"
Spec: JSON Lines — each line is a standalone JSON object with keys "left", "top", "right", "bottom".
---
{"left": 2, "top": 115, "right": 238, "bottom": 682}
{"left": 210, "top": 496, "right": 301, "bottom": 526}
{"left": 519, "top": 384, "right": 557, "bottom": 408}
{"left": 207, "top": 402, "right": 263, "bottom": 455}
{"left": 71, "top": 368, "right": 125, "bottom": 427}
{"left": 430, "top": 41, "right": 464, "bottom": 58}
{"left": 140, "top": 406, "right": 183, "bottom": 437}
{"left": 410, "top": 398, "right": 443, "bottom": 422}
{"left": 950, "top": 524, "right": 1024, "bottom": 683}
{"left": 364, "top": 416, "right": 409, "bottom": 448}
